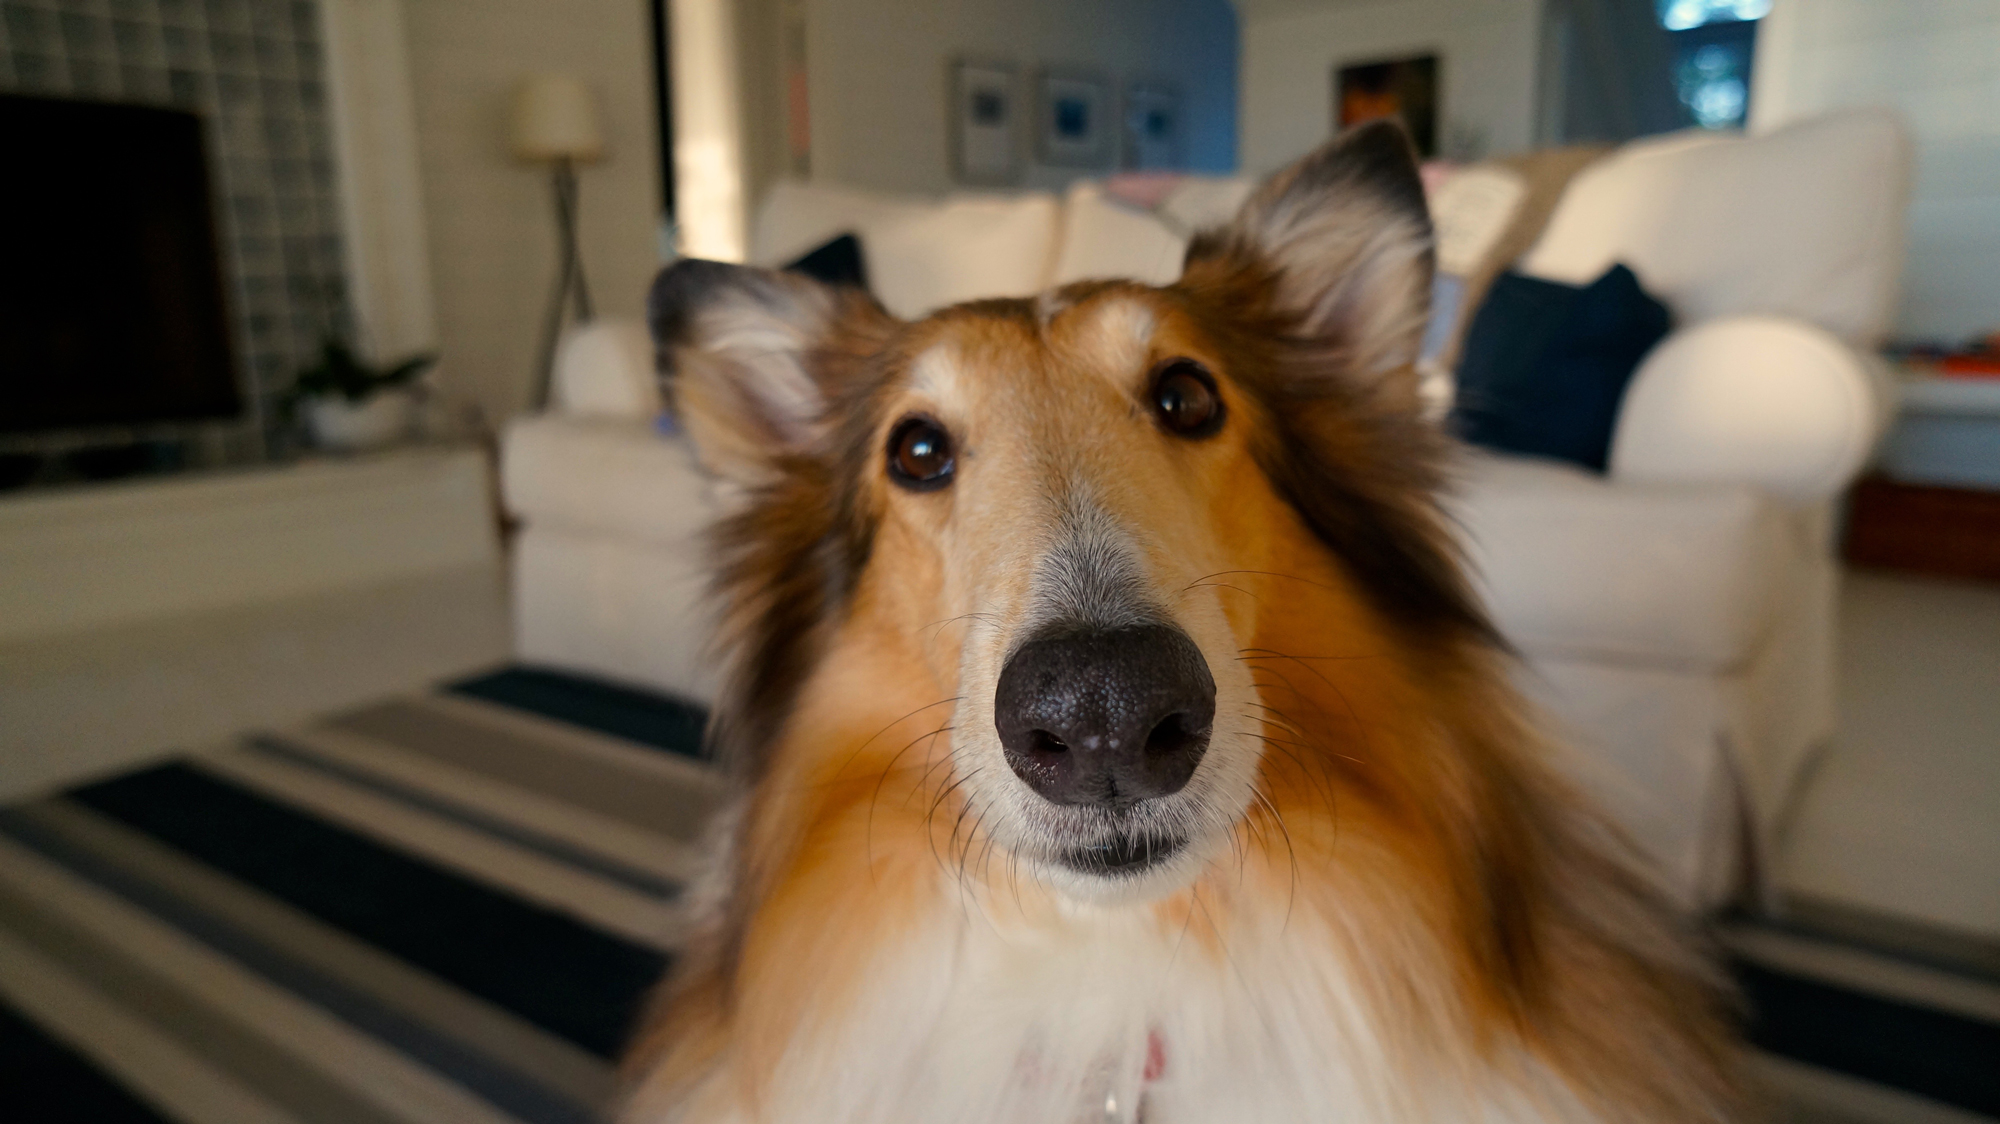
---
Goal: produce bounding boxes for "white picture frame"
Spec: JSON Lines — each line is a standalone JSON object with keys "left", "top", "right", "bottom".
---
{"left": 1036, "top": 68, "right": 1113, "bottom": 168}
{"left": 951, "top": 58, "right": 1019, "bottom": 185}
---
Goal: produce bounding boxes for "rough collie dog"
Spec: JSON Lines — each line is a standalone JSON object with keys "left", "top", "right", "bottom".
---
{"left": 622, "top": 122, "right": 1745, "bottom": 1123}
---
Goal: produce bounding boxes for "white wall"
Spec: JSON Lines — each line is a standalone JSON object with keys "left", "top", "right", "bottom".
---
{"left": 1240, "top": 0, "right": 1545, "bottom": 175}
{"left": 803, "top": 0, "right": 1239, "bottom": 196}
{"left": 403, "top": 0, "right": 664, "bottom": 426}
{"left": 1752, "top": 0, "right": 2000, "bottom": 344}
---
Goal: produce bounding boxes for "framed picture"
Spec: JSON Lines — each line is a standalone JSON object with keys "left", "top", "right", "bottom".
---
{"left": 1036, "top": 68, "right": 1113, "bottom": 168}
{"left": 951, "top": 59, "right": 1019, "bottom": 184}
{"left": 1334, "top": 53, "right": 1440, "bottom": 158}
{"left": 1122, "top": 81, "right": 1182, "bottom": 170}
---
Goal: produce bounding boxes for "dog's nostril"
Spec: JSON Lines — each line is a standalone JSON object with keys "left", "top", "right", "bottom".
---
{"left": 1029, "top": 730, "right": 1069, "bottom": 755}
{"left": 1145, "top": 713, "right": 1196, "bottom": 756}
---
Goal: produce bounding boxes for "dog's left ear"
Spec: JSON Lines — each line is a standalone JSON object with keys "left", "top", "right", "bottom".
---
{"left": 1184, "top": 120, "right": 1433, "bottom": 380}
{"left": 648, "top": 259, "right": 886, "bottom": 486}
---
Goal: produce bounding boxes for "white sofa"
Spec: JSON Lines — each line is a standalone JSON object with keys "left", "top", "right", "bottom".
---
{"left": 502, "top": 109, "right": 1910, "bottom": 907}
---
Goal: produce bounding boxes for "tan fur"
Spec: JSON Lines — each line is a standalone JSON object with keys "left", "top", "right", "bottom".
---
{"left": 625, "top": 124, "right": 1746, "bottom": 1124}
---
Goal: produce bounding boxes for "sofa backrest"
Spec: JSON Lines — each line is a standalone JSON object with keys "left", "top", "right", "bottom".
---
{"left": 1047, "top": 182, "right": 1188, "bottom": 287}
{"left": 748, "top": 176, "right": 1257, "bottom": 318}
{"left": 1517, "top": 108, "right": 1912, "bottom": 347}
{"left": 750, "top": 180, "right": 1060, "bottom": 320}
{"left": 744, "top": 108, "right": 1910, "bottom": 346}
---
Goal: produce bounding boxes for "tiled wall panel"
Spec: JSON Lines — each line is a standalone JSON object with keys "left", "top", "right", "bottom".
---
{"left": 1, "top": 0, "right": 349, "bottom": 442}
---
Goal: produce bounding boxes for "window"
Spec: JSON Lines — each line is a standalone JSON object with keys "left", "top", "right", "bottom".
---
{"left": 1658, "top": 0, "right": 1766, "bottom": 130}
{"left": 1658, "top": 0, "right": 1770, "bottom": 31}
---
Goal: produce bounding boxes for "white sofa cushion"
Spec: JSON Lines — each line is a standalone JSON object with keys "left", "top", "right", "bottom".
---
{"left": 1448, "top": 451, "right": 1791, "bottom": 671}
{"left": 1049, "top": 182, "right": 1187, "bottom": 287}
{"left": 862, "top": 193, "right": 1061, "bottom": 318}
{"left": 502, "top": 416, "right": 719, "bottom": 549}
{"left": 553, "top": 319, "right": 660, "bottom": 420}
{"left": 750, "top": 180, "right": 1061, "bottom": 319}
{"left": 1517, "top": 109, "right": 1911, "bottom": 346}
{"left": 749, "top": 180, "right": 913, "bottom": 267}
{"left": 1155, "top": 175, "right": 1254, "bottom": 234}
{"left": 1610, "top": 316, "right": 1887, "bottom": 503}
{"left": 1429, "top": 165, "right": 1530, "bottom": 278}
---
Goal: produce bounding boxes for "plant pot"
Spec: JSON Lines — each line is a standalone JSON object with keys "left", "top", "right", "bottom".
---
{"left": 303, "top": 389, "right": 416, "bottom": 451}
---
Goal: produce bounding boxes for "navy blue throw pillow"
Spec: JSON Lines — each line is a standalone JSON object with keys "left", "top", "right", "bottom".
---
{"left": 1449, "top": 263, "right": 1671, "bottom": 472}
{"left": 784, "top": 232, "right": 869, "bottom": 291}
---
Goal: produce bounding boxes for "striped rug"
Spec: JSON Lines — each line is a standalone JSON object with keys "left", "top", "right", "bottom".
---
{"left": 2, "top": 666, "right": 1994, "bottom": 1123}
{"left": 0, "top": 668, "right": 715, "bottom": 1124}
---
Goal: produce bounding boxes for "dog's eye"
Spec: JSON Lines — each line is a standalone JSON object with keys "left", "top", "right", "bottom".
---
{"left": 1150, "top": 360, "right": 1223, "bottom": 438}
{"left": 887, "top": 415, "right": 954, "bottom": 490}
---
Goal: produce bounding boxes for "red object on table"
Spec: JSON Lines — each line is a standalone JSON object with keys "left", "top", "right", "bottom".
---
{"left": 1937, "top": 353, "right": 2000, "bottom": 377}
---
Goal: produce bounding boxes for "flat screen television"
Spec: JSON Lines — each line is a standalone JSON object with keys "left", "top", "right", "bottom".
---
{"left": 0, "top": 93, "right": 241, "bottom": 434}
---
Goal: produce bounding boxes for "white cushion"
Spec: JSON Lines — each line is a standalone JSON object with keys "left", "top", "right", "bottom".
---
{"left": 1428, "top": 165, "right": 1527, "bottom": 277}
{"left": 1610, "top": 317, "right": 1887, "bottom": 503}
{"left": 1518, "top": 109, "right": 1911, "bottom": 346}
{"left": 1049, "top": 182, "right": 1187, "bottom": 287}
{"left": 501, "top": 415, "right": 719, "bottom": 548}
{"left": 552, "top": 319, "right": 660, "bottom": 420}
{"left": 861, "top": 193, "right": 1061, "bottom": 318}
{"left": 751, "top": 180, "right": 1061, "bottom": 320}
{"left": 1155, "top": 175, "right": 1254, "bottom": 234}
{"left": 1448, "top": 451, "right": 1791, "bottom": 670}
{"left": 749, "top": 179, "right": 913, "bottom": 267}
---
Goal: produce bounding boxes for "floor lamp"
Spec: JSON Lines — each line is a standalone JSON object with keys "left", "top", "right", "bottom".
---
{"left": 513, "top": 74, "right": 605, "bottom": 410}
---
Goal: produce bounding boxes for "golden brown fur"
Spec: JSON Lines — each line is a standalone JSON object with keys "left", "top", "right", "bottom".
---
{"left": 622, "top": 123, "right": 1747, "bottom": 1123}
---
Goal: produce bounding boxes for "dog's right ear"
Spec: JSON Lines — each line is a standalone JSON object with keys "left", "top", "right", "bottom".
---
{"left": 648, "top": 259, "right": 882, "bottom": 486}
{"left": 1182, "top": 120, "right": 1434, "bottom": 385}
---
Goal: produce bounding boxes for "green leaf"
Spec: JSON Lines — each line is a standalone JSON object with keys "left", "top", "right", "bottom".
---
{"left": 289, "top": 338, "right": 440, "bottom": 404}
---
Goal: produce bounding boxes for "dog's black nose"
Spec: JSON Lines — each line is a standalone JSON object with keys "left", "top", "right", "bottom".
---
{"left": 994, "top": 624, "right": 1216, "bottom": 808}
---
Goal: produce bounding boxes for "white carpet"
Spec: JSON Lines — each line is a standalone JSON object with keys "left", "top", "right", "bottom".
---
{"left": 1779, "top": 569, "right": 2000, "bottom": 943}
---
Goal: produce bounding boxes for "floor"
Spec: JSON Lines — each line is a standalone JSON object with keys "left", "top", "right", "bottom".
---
{"left": 1778, "top": 570, "right": 2000, "bottom": 945}
{"left": 2, "top": 565, "right": 1993, "bottom": 1120}
{"left": 5, "top": 562, "right": 1994, "bottom": 944}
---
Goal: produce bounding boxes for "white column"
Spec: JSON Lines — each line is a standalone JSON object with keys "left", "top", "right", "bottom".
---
{"left": 318, "top": 0, "right": 442, "bottom": 361}
{"left": 671, "top": 0, "right": 751, "bottom": 262}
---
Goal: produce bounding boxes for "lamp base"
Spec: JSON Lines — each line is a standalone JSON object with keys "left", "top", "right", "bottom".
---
{"left": 532, "top": 157, "right": 594, "bottom": 410}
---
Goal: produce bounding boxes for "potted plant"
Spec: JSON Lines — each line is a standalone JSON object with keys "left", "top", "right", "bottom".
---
{"left": 289, "top": 340, "right": 437, "bottom": 451}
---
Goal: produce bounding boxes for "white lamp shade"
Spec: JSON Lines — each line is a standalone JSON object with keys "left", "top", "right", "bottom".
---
{"left": 512, "top": 74, "right": 604, "bottom": 162}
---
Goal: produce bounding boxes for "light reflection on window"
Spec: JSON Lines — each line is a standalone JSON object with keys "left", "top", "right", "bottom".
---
{"left": 1679, "top": 42, "right": 1751, "bottom": 128}
{"left": 1658, "top": 0, "right": 1764, "bottom": 131}
{"left": 1657, "top": 0, "right": 1772, "bottom": 32}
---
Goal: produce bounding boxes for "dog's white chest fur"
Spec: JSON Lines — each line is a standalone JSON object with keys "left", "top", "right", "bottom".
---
{"left": 726, "top": 892, "right": 1591, "bottom": 1124}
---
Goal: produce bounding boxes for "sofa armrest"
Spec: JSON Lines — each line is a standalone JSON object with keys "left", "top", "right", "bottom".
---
{"left": 502, "top": 414, "right": 717, "bottom": 547}
{"left": 551, "top": 318, "right": 660, "bottom": 420}
{"left": 1609, "top": 316, "right": 1888, "bottom": 503}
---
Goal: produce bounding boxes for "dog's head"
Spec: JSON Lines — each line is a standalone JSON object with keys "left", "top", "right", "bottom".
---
{"left": 652, "top": 122, "right": 1491, "bottom": 904}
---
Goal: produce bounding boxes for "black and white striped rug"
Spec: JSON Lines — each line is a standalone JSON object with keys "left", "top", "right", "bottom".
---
{"left": 0, "top": 668, "right": 712, "bottom": 1124}
{"left": 1, "top": 666, "right": 1993, "bottom": 1123}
